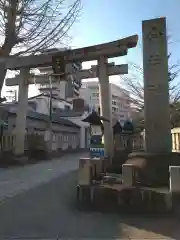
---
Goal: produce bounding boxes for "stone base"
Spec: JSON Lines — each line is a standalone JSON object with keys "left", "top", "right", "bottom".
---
{"left": 107, "top": 150, "right": 129, "bottom": 174}
{"left": 0, "top": 151, "right": 28, "bottom": 167}
{"left": 76, "top": 184, "right": 173, "bottom": 214}
{"left": 13, "top": 154, "right": 29, "bottom": 165}
{"left": 125, "top": 151, "right": 180, "bottom": 187}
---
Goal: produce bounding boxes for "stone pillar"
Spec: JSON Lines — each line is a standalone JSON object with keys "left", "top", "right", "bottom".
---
{"left": 142, "top": 17, "right": 171, "bottom": 153}
{"left": 98, "top": 56, "right": 113, "bottom": 159}
{"left": 14, "top": 68, "right": 29, "bottom": 156}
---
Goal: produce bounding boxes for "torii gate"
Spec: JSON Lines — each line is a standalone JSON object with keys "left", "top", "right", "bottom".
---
{"left": 4, "top": 35, "right": 138, "bottom": 159}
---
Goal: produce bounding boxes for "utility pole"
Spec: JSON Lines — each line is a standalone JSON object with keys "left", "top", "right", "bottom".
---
{"left": 48, "top": 74, "right": 53, "bottom": 154}
{"left": 46, "top": 71, "right": 67, "bottom": 154}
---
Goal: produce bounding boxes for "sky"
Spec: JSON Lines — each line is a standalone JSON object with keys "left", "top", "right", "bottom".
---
{"left": 4, "top": 0, "right": 180, "bottom": 98}
{"left": 71, "top": 0, "right": 180, "bottom": 86}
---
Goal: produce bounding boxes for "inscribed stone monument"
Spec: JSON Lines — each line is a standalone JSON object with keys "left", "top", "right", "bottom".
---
{"left": 142, "top": 17, "right": 171, "bottom": 153}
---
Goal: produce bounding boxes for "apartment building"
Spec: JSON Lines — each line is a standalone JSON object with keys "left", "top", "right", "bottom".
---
{"left": 79, "top": 81, "right": 131, "bottom": 125}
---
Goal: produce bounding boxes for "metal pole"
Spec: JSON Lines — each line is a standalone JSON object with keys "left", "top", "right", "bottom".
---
{"left": 49, "top": 74, "right": 52, "bottom": 125}
{"left": 48, "top": 74, "right": 53, "bottom": 153}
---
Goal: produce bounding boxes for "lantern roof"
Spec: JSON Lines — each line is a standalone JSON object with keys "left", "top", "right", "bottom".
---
{"left": 123, "top": 120, "right": 134, "bottom": 133}
{"left": 82, "top": 110, "right": 109, "bottom": 124}
{"left": 113, "top": 121, "right": 122, "bottom": 134}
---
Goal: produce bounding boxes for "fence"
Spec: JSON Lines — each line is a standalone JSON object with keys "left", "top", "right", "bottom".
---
{"left": 114, "top": 133, "right": 144, "bottom": 152}
{"left": 114, "top": 128, "right": 180, "bottom": 152}
{"left": 1, "top": 135, "right": 15, "bottom": 151}
{"left": 1, "top": 128, "right": 180, "bottom": 153}
{"left": 171, "top": 128, "right": 180, "bottom": 152}
{"left": 0, "top": 133, "right": 145, "bottom": 153}
{"left": 0, "top": 132, "right": 80, "bottom": 153}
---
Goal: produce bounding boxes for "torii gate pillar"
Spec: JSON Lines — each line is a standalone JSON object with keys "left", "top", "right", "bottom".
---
{"left": 13, "top": 68, "right": 29, "bottom": 156}
{"left": 98, "top": 56, "right": 113, "bottom": 159}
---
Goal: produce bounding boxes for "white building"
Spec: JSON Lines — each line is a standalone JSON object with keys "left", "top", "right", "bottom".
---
{"left": 28, "top": 93, "right": 72, "bottom": 115}
{"left": 5, "top": 94, "right": 89, "bottom": 149}
{"left": 27, "top": 94, "right": 89, "bottom": 149}
{"left": 80, "top": 81, "right": 131, "bottom": 125}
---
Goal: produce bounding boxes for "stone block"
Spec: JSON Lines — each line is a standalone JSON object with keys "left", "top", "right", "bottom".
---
{"left": 169, "top": 166, "right": 180, "bottom": 193}
{"left": 78, "top": 158, "right": 92, "bottom": 185}
{"left": 122, "top": 163, "right": 134, "bottom": 186}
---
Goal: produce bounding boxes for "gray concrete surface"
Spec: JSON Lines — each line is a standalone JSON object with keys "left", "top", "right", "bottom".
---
{"left": 0, "top": 153, "right": 82, "bottom": 202}
{"left": 0, "top": 153, "right": 179, "bottom": 239}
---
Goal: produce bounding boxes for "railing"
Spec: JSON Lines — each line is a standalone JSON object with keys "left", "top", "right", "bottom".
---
{"left": 1, "top": 135, "right": 15, "bottom": 151}
{"left": 1, "top": 128, "right": 180, "bottom": 153}
{"left": 126, "top": 128, "right": 180, "bottom": 152}
{"left": 0, "top": 132, "right": 80, "bottom": 153}
{"left": 114, "top": 133, "right": 144, "bottom": 152}
{"left": 171, "top": 128, "right": 180, "bottom": 152}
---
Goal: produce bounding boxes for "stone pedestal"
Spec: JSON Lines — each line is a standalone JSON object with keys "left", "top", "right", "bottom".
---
{"left": 126, "top": 152, "right": 180, "bottom": 187}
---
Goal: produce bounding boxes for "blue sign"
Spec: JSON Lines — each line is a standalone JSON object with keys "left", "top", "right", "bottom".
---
{"left": 90, "top": 147, "right": 105, "bottom": 158}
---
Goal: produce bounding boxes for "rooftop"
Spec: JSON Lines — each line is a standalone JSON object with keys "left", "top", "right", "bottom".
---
{"left": 0, "top": 104, "right": 80, "bottom": 128}
{"left": 28, "top": 93, "right": 72, "bottom": 104}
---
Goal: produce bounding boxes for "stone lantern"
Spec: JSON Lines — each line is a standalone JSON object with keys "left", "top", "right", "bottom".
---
{"left": 123, "top": 120, "right": 134, "bottom": 152}
{"left": 113, "top": 121, "right": 123, "bottom": 151}
{"left": 82, "top": 111, "right": 109, "bottom": 158}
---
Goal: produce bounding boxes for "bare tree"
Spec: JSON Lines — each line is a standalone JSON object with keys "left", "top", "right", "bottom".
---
{"left": 0, "top": 0, "right": 82, "bottom": 94}
{"left": 120, "top": 56, "right": 180, "bottom": 110}
{"left": 121, "top": 57, "right": 180, "bottom": 127}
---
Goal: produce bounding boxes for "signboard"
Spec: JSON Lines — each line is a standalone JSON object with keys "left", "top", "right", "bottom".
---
{"left": 52, "top": 56, "right": 66, "bottom": 75}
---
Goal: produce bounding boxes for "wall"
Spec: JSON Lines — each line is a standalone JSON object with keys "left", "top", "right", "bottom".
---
{"left": 80, "top": 82, "right": 99, "bottom": 111}
{"left": 28, "top": 96, "right": 72, "bottom": 115}
{"left": 62, "top": 112, "right": 90, "bottom": 149}
{"left": 7, "top": 113, "right": 79, "bottom": 133}
{"left": 5, "top": 113, "right": 80, "bottom": 152}
{"left": 110, "top": 84, "right": 130, "bottom": 124}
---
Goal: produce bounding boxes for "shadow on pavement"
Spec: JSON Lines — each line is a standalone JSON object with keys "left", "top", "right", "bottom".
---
{"left": 0, "top": 169, "right": 179, "bottom": 239}
{"left": 0, "top": 170, "right": 121, "bottom": 239}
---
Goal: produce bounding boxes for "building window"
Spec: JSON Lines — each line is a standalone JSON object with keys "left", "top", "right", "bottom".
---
{"left": 112, "top": 107, "right": 116, "bottom": 112}
{"left": 98, "top": 106, "right": 100, "bottom": 115}
{"left": 112, "top": 100, "right": 117, "bottom": 105}
{"left": 52, "top": 107, "right": 56, "bottom": 113}
{"left": 64, "top": 105, "right": 70, "bottom": 111}
{"left": 92, "top": 92, "right": 99, "bottom": 98}
{"left": 119, "top": 103, "right": 123, "bottom": 108}
{"left": 72, "top": 135, "right": 76, "bottom": 141}
{"left": 63, "top": 135, "right": 68, "bottom": 142}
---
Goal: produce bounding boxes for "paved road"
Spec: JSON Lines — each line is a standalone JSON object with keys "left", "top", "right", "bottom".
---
{"left": 0, "top": 153, "right": 82, "bottom": 202}
{"left": 0, "top": 153, "right": 179, "bottom": 239}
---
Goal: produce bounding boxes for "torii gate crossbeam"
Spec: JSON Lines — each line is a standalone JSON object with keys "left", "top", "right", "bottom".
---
{"left": 6, "top": 64, "right": 128, "bottom": 86}
{"left": 2, "top": 35, "right": 137, "bottom": 70}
